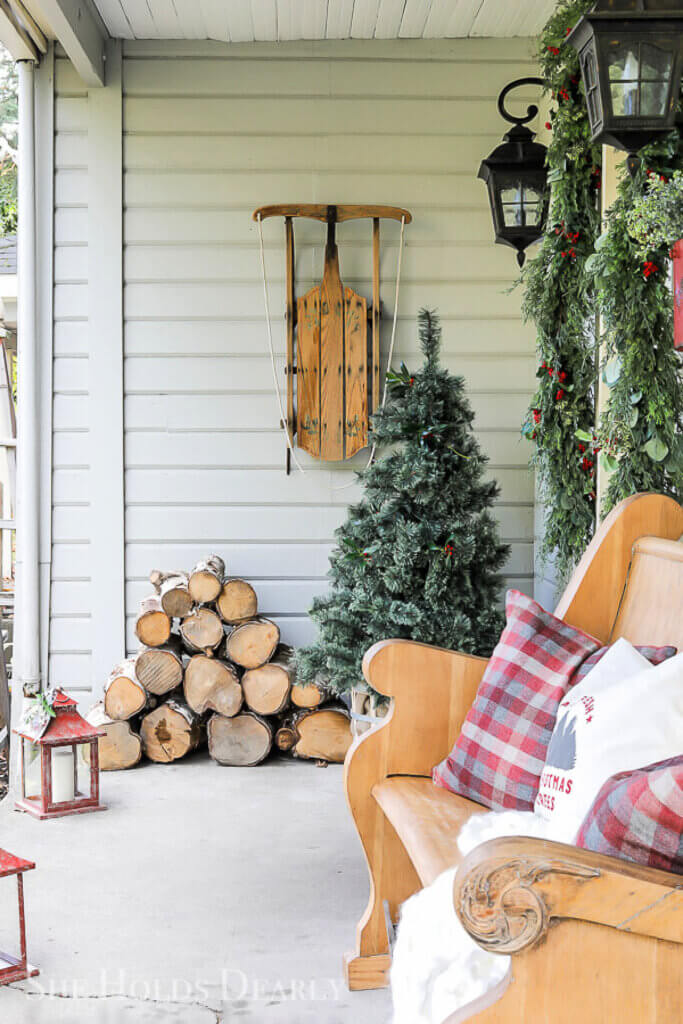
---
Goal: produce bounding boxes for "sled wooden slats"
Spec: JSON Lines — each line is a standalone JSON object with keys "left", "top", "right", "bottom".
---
{"left": 320, "top": 245, "right": 345, "bottom": 461}
{"left": 344, "top": 287, "right": 368, "bottom": 458}
{"left": 372, "top": 217, "right": 380, "bottom": 414}
{"left": 296, "top": 288, "right": 321, "bottom": 457}
{"left": 253, "top": 203, "right": 412, "bottom": 466}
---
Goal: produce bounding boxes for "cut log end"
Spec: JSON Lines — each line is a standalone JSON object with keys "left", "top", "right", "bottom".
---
{"left": 135, "top": 596, "right": 172, "bottom": 648}
{"left": 140, "top": 700, "right": 204, "bottom": 764}
{"left": 224, "top": 617, "right": 280, "bottom": 669}
{"left": 184, "top": 655, "right": 243, "bottom": 717}
{"left": 280, "top": 708, "right": 352, "bottom": 763}
{"left": 290, "top": 681, "right": 328, "bottom": 709}
{"left": 242, "top": 660, "right": 291, "bottom": 716}
{"left": 188, "top": 555, "right": 226, "bottom": 604}
{"left": 216, "top": 579, "right": 258, "bottom": 624}
{"left": 207, "top": 712, "right": 273, "bottom": 767}
{"left": 136, "top": 642, "right": 184, "bottom": 696}
{"left": 85, "top": 702, "right": 142, "bottom": 771}
{"left": 180, "top": 607, "right": 224, "bottom": 654}
{"left": 104, "top": 660, "right": 150, "bottom": 721}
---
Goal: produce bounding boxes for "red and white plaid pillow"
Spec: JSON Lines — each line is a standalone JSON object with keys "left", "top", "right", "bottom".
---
{"left": 576, "top": 756, "right": 683, "bottom": 875}
{"left": 433, "top": 591, "right": 600, "bottom": 811}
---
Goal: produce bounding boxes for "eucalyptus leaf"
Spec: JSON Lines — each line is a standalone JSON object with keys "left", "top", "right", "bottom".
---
{"left": 627, "top": 406, "right": 639, "bottom": 428}
{"left": 629, "top": 390, "right": 642, "bottom": 404}
{"left": 575, "top": 428, "right": 593, "bottom": 442}
{"left": 595, "top": 231, "right": 610, "bottom": 250}
{"left": 560, "top": 492, "right": 573, "bottom": 510}
{"left": 643, "top": 436, "right": 669, "bottom": 462}
{"left": 602, "top": 357, "right": 622, "bottom": 386}
{"left": 600, "top": 453, "right": 619, "bottom": 473}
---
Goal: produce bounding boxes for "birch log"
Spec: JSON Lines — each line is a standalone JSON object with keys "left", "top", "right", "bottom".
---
{"left": 85, "top": 702, "right": 142, "bottom": 770}
{"left": 207, "top": 711, "right": 273, "bottom": 766}
{"left": 223, "top": 617, "right": 280, "bottom": 669}
{"left": 149, "top": 570, "right": 193, "bottom": 619}
{"left": 184, "top": 655, "right": 243, "bottom": 717}
{"left": 135, "top": 635, "right": 184, "bottom": 696}
{"left": 242, "top": 644, "right": 293, "bottom": 715}
{"left": 290, "top": 679, "right": 329, "bottom": 710}
{"left": 180, "top": 607, "right": 224, "bottom": 655}
{"left": 216, "top": 579, "right": 258, "bottom": 624}
{"left": 188, "top": 555, "right": 225, "bottom": 604}
{"left": 104, "top": 659, "right": 153, "bottom": 721}
{"left": 275, "top": 707, "right": 352, "bottom": 763}
{"left": 140, "top": 699, "right": 204, "bottom": 763}
{"left": 135, "top": 595, "right": 172, "bottom": 648}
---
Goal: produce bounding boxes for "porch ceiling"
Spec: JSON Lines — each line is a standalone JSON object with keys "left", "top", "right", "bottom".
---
{"left": 69, "top": 0, "right": 558, "bottom": 43}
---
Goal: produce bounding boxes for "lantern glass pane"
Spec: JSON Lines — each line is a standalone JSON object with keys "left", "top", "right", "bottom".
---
{"left": 610, "top": 80, "right": 639, "bottom": 115}
{"left": 641, "top": 79, "right": 669, "bottom": 115}
{"left": 500, "top": 186, "right": 523, "bottom": 204}
{"left": 502, "top": 204, "right": 524, "bottom": 227}
{"left": 584, "top": 49, "right": 597, "bottom": 89}
{"left": 22, "top": 738, "right": 40, "bottom": 798}
{"left": 641, "top": 43, "right": 672, "bottom": 82}
{"left": 607, "top": 44, "right": 639, "bottom": 82}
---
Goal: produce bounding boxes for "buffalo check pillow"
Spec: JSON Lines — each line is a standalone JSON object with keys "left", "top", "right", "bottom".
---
{"left": 576, "top": 755, "right": 683, "bottom": 875}
{"left": 432, "top": 590, "right": 600, "bottom": 811}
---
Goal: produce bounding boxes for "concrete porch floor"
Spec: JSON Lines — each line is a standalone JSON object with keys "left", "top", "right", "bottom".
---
{"left": 0, "top": 752, "right": 391, "bottom": 1023}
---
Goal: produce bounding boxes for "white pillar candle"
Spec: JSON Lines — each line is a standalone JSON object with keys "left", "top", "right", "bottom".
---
{"left": 51, "top": 747, "right": 75, "bottom": 803}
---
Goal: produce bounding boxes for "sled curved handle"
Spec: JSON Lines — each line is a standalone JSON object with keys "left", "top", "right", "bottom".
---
{"left": 253, "top": 204, "right": 412, "bottom": 224}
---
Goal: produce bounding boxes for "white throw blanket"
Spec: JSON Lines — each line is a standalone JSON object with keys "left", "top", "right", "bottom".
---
{"left": 391, "top": 811, "right": 554, "bottom": 1024}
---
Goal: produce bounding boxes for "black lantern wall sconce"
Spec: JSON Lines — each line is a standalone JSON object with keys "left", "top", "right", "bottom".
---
{"left": 567, "top": 1, "right": 683, "bottom": 176}
{"left": 478, "top": 78, "right": 549, "bottom": 267}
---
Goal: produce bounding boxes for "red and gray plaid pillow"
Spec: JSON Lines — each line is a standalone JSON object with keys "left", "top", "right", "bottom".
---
{"left": 433, "top": 591, "right": 600, "bottom": 811}
{"left": 576, "top": 756, "right": 683, "bottom": 875}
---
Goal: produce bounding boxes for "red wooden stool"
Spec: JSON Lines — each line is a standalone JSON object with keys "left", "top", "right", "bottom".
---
{"left": 0, "top": 848, "right": 39, "bottom": 986}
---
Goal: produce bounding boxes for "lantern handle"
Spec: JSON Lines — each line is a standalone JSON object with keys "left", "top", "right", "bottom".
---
{"left": 497, "top": 77, "right": 544, "bottom": 128}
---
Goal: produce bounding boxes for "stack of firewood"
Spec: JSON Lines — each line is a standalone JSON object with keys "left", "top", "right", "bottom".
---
{"left": 89, "top": 555, "right": 352, "bottom": 770}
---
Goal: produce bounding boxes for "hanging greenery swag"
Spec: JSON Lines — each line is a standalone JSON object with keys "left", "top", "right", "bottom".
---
{"left": 521, "top": 0, "right": 602, "bottom": 579}
{"left": 522, "top": 0, "right": 682, "bottom": 577}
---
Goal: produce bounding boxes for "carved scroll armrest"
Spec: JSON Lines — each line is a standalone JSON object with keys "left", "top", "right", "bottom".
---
{"left": 454, "top": 836, "right": 683, "bottom": 955}
{"left": 356, "top": 639, "right": 488, "bottom": 778}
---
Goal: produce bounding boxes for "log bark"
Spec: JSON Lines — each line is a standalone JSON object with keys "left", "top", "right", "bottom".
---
{"left": 140, "top": 699, "right": 204, "bottom": 764}
{"left": 135, "top": 636, "right": 185, "bottom": 696}
{"left": 290, "top": 679, "right": 329, "bottom": 710}
{"left": 275, "top": 707, "right": 352, "bottom": 763}
{"left": 188, "top": 555, "right": 226, "bottom": 604}
{"left": 85, "top": 702, "right": 142, "bottom": 770}
{"left": 180, "top": 606, "right": 224, "bottom": 655}
{"left": 242, "top": 644, "right": 293, "bottom": 716}
{"left": 135, "top": 594, "right": 172, "bottom": 648}
{"left": 223, "top": 617, "right": 280, "bottom": 669}
{"left": 104, "top": 659, "right": 153, "bottom": 721}
{"left": 184, "top": 654, "right": 243, "bottom": 718}
{"left": 150, "top": 570, "right": 193, "bottom": 619}
{"left": 216, "top": 578, "right": 258, "bottom": 624}
{"left": 207, "top": 711, "right": 273, "bottom": 767}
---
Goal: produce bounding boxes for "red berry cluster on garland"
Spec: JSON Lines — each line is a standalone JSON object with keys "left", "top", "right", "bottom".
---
{"left": 643, "top": 261, "right": 659, "bottom": 279}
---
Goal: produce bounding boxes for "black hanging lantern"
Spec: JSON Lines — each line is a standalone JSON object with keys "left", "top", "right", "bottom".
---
{"left": 567, "top": 1, "right": 683, "bottom": 174}
{"left": 478, "top": 78, "right": 549, "bottom": 268}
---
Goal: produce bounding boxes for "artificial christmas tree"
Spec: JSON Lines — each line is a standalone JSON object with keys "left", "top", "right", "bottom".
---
{"left": 296, "top": 309, "right": 509, "bottom": 703}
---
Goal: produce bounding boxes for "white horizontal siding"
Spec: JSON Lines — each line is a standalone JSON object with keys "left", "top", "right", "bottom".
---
{"left": 49, "top": 39, "right": 540, "bottom": 690}
{"left": 120, "top": 37, "right": 537, "bottom": 656}
{"left": 50, "top": 58, "right": 91, "bottom": 691}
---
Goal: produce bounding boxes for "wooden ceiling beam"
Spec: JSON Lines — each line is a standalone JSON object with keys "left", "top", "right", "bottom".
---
{"left": 33, "top": 0, "right": 106, "bottom": 86}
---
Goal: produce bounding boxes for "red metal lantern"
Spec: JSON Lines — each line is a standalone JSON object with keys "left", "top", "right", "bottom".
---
{"left": 673, "top": 240, "right": 683, "bottom": 350}
{"left": 0, "top": 848, "right": 39, "bottom": 986}
{"left": 14, "top": 690, "right": 107, "bottom": 820}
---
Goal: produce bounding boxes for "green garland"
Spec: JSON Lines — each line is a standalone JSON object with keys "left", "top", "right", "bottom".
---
{"left": 521, "top": 0, "right": 602, "bottom": 579}
{"left": 585, "top": 137, "right": 683, "bottom": 511}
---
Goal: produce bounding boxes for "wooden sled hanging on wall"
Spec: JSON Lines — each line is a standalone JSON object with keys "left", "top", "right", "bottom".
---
{"left": 253, "top": 204, "right": 412, "bottom": 470}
